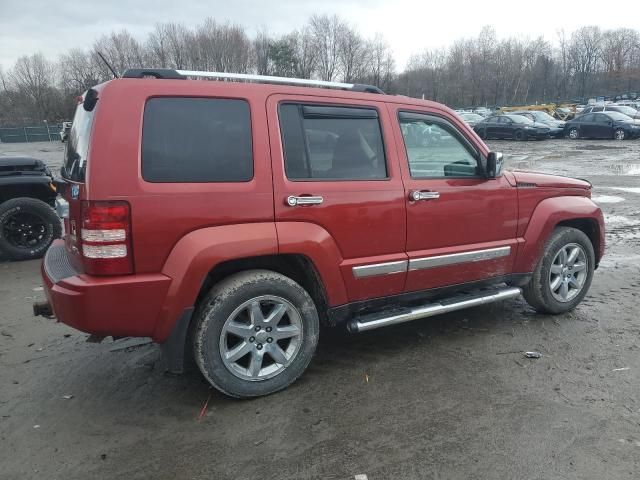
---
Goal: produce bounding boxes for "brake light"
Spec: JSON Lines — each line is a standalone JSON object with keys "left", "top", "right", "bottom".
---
{"left": 80, "top": 201, "right": 133, "bottom": 275}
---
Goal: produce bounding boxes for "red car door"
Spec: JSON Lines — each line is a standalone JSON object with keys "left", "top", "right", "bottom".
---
{"left": 388, "top": 104, "right": 519, "bottom": 292}
{"left": 267, "top": 93, "right": 407, "bottom": 303}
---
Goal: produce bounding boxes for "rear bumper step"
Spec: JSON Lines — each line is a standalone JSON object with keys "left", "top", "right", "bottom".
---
{"left": 347, "top": 286, "right": 522, "bottom": 333}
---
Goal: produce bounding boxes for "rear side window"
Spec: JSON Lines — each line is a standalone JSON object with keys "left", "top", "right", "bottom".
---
{"left": 142, "top": 98, "right": 252, "bottom": 182}
{"left": 279, "top": 104, "right": 387, "bottom": 180}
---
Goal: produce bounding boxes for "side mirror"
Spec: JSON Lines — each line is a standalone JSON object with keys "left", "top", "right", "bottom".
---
{"left": 486, "top": 151, "right": 504, "bottom": 178}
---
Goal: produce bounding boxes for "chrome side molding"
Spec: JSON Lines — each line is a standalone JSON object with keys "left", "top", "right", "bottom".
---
{"left": 409, "top": 246, "right": 511, "bottom": 271}
{"left": 348, "top": 286, "right": 522, "bottom": 332}
{"left": 352, "top": 260, "right": 408, "bottom": 279}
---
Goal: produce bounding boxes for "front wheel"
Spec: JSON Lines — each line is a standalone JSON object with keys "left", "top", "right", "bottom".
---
{"left": 523, "top": 227, "right": 595, "bottom": 314}
{"left": 193, "top": 270, "right": 319, "bottom": 398}
{"left": 614, "top": 128, "right": 626, "bottom": 140}
{"left": 568, "top": 127, "right": 579, "bottom": 139}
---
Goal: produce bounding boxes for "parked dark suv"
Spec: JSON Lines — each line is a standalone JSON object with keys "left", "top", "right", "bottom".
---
{"left": 0, "top": 157, "right": 61, "bottom": 260}
{"left": 36, "top": 69, "right": 605, "bottom": 398}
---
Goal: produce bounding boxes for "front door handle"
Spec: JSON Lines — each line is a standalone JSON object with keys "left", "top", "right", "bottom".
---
{"left": 409, "top": 190, "right": 440, "bottom": 201}
{"left": 286, "top": 195, "right": 324, "bottom": 206}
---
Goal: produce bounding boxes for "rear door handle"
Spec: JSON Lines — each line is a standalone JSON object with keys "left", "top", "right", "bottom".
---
{"left": 409, "top": 190, "right": 440, "bottom": 201}
{"left": 286, "top": 195, "right": 324, "bottom": 206}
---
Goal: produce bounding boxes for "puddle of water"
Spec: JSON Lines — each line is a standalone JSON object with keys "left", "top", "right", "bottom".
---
{"left": 608, "top": 187, "right": 640, "bottom": 194}
{"left": 604, "top": 215, "right": 640, "bottom": 226}
{"left": 592, "top": 195, "right": 625, "bottom": 203}
{"left": 576, "top": 144, "right": 626, "bottom": 151}
{"left": 606, "top": 164, "right": 640, "bottom": 175}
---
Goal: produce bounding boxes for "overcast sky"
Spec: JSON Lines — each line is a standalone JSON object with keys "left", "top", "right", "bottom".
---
{"left": 0, "top": 0, "right": 636, "bottom": 71}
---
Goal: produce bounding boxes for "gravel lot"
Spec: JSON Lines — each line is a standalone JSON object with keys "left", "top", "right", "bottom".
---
{"left": 1, "top": 139, "right": 639, "bottom": 480}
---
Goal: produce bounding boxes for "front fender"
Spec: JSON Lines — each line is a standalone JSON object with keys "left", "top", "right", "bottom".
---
{"left": 153, "top": 223, "right": 278, "bottom": 341}
{"left": 514, "top": 196, "right": 604, "bottom": 273}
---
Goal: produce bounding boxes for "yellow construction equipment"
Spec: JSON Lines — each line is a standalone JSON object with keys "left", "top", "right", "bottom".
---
{"left": 500, "top": 103, "right": 575, "bottom": 120}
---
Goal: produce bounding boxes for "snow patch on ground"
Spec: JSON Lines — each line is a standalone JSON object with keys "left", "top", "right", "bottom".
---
{"left": 604, "top": 214, "right": 640, "bottom": 226}
{"left": 608, "top": 187, "right": 640, "bottom": 194}
{"left": 592, "top": 195, "right": 625, "bottom": 204}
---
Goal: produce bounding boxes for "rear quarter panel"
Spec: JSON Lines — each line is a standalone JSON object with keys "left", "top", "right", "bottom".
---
{"left": 87, "top": 79, "right": 275, "bottom": 274}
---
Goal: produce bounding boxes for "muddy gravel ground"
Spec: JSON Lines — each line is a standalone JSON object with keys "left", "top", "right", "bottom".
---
{"left": 1, "top": 139, "right": 639, "bottom": 480}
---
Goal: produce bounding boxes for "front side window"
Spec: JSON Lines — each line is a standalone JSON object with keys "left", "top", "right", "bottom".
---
{"left": 142, "top": 97, "right": 253, "bottom": 182}
{"left": 279, "top": 104, "right": 387, "bottom": 180}
{"left": 399, "top": 113, "right": 479, "bottom": 178}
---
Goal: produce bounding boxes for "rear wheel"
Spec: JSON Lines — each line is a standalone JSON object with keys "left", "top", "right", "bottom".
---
{"left": 614, "top": 128, "right": 626, "bottom": 140}
{"left": 523, "top": 227, "right": 595, "bottom": 314}
{"left": 568, "top": 127, "right": 579, "bottom": 139}
{"left": 514, "top": 130, "right": 525, "bottom": 141}
{"left": 193, "top": 270, "right": 319, "bottom": 398}
{"left": 0, "top": 198, "right": 61, "bottom": 260}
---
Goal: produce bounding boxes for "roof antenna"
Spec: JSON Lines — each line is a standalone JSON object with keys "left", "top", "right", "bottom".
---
{"left": 97, "top": 51, "right": 119, "bottom": 78}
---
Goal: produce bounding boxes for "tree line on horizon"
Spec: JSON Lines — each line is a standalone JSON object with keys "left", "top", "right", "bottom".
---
{"left": 0, "top": 15, "right": 639, "bottom": 126}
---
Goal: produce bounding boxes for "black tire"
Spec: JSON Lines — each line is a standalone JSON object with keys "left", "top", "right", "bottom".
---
{"left": 614, "top": 128, "right": 626, "bottom": 140}
{"left": 477, "top": 128, "right": 487, "bottom": 140}
{"left": 523, "top": 227, "right": 595, "bottom": 314}
{"left": 0, "top": 197, "right": 61, "bottom": 261}
{"left": 193, "top": 270, "right": 319, "bottom": 398}
{"left": 514, "top": 129, "right": 525, "bottom": 141}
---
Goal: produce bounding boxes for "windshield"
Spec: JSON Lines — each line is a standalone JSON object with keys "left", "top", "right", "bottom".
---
{"left": 508, "top": 115, "right": 533, "bottom": 124}
{"left": 461, "top": 113, "right": 483, "bottom": 121}
{"left": 605, "top": 112, "right": 633, "bottom": 121}
{"left": 531, "top": 111, "right": 556, "bottom": 121}
{"left": 611, "top": 106, "right": 637, "bottom": 116}
{"left": 62, "top": 102, "right": 95, "bottom": 181}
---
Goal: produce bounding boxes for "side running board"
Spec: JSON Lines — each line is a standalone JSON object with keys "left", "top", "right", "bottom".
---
{"left": 347, "top": 286, "right": 522, "bottom": 333}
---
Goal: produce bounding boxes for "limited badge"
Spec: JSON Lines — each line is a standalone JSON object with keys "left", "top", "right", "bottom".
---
{"left": 71, "top": 184, "right": 80, "bottom": 199}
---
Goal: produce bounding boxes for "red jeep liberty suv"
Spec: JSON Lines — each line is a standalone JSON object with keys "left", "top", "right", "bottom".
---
{"left": 35, "top": 69, "right": 605, "bottom": 398}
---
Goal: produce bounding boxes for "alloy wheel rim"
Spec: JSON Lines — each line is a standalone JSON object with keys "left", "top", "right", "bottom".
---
{"left": 2, "top": 212, "right": 49, "bottom": 249}
{"left": 219, "top": 295, "right": 303, "bottom": 381}
{"left": 548, "top": 243, "right": 588, "bottom": 303}
{"left": 569, "top": 129, "right": 578, "bottom": 139}
{"left": 615, "top": 130, "right": 624, "bottom": 140}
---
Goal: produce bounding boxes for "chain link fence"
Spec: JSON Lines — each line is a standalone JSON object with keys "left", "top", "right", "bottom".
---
{"left": 0, "top": 124, "right": 64, "bottom": 143}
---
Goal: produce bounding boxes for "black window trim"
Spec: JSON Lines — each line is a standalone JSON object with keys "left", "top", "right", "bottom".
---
{"left": 141, "top": 95, "right": 255, "bottom": 184}
{"left": 278, "top": 101, "right": 391, "bottom": 182}
{"left": 398, "top": 110, "right": 485, "bottom": 180}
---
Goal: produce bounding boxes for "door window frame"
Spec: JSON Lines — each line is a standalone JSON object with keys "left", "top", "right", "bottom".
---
{"left": 397, "top": 110, "right": 485, "bottom": 180}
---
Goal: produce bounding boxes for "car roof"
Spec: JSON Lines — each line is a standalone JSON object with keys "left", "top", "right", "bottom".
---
{"left": 98, "top": 77, "right": 449, "bottom": 112}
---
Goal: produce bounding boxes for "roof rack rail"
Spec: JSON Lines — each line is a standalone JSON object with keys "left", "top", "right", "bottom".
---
{"left": 121, "top": 68, "right": 385, "bottom": 94}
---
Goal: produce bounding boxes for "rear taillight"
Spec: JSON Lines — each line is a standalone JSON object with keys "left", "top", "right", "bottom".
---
{"left": 80, "top": 201, "right": 133, "bottom": 275}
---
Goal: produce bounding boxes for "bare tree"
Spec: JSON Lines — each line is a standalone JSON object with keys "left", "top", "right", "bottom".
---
{"left": 9, "top": 53, "right": 58, "bottom": 120}
{"left": 569, "top": 26, "right": 602, "bottom": 97}
{"left": 253, "top": 29, "right": 271, "bottom": 75}
{"left": 309, "top": 14, "right": 344, "bottom": 81}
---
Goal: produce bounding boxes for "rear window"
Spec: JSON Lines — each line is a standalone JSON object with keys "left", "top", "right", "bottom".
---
{"left": 142, "top": 97, "right": 253, "bottom": 183}
{"left": 62, "top": 103, "right": 95, "bottom": 181}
